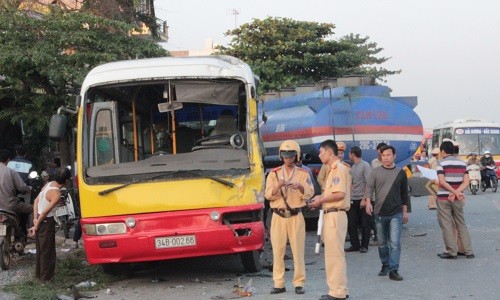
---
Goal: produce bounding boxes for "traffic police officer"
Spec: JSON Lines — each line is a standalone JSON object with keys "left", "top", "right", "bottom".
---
{"left": 309, "top": 140, "right": 351, "bottom": 300}
{"left": 265, "top": 140, "right": 314, "bottom": 295}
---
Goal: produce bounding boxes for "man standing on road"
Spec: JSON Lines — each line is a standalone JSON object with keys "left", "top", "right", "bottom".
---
{"left": 427, "top": 148, "right": 440, "bottom": 210}
{"left": 435, "top": 141, "right": 475, "bottom": 259}
{"left": 0, "top": 149, "right": 33, "bottom": 237}
{"left": 7, "top": 145, "right": 33, "bottom": 184}
{"left": 364, "top": 145, "right": 408, "bottom": 281}
{"left": 345, "top": 146, "right": 372, "bottom": 254}
{"left": 265, "top": 140, "right": 314, "bottom": 295}
{"left": 309, "top": 140, "right": 350, "bottom": 300}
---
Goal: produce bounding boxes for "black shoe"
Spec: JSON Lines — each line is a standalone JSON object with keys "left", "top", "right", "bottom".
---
{"left": 295, "top": 286, "right": 305, "bottom": 294}
{"left": 270, "top": 287, "right": 286, "bottom": 294}
{"left": 360, "top": 247, "right": 368, "bottom": 253}
{"left": 457, "top": 252, "right": 466, "bottom": 256}
{"left": 466, "top": 254, "right": 475, "bottom": 259}
{"left": 438, "top": 252, "right": 457, "bottom": 259}
{"left": 344, "top": 246, "right": 360, "bottom": 252}
{"left": 320, "top": 295, "right": 347, "bottom": 300}
{"left": 389, "top": 270, "right": 403, "bottom": 281}
{"left": 378, "top": 265, "right": 389, "bottom": 276}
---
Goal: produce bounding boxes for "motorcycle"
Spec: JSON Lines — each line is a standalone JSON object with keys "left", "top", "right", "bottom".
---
{"left": 467, "top": 164, "right": 481, "bottom": 195}
{"left": 0, "top": 208, "right": 27, "bottom": 270}
{"left": 480, "top": 165, "right": 498, "bottom": 193}
{"left": 54, "top": 187, "right": 77, "bottom": 239}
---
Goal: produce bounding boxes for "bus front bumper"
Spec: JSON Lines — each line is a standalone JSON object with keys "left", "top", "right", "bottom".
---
{"left": 81, "top": 204, "right": 265, "bottom": 265}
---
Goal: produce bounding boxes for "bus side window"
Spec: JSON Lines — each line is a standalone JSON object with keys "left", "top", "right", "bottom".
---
{"left": 95, "top": 110, "right": 115, "bottom": 165}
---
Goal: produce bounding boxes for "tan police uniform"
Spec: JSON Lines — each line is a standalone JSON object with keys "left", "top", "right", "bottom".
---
{"left": 265, "top": 165, "right": 314, "bottom": 289}
{"left": 322, "top": 160, "right": 351, "bottom": 298}
{"left": 427, "top": 155, "right": 438, "bottom": 209}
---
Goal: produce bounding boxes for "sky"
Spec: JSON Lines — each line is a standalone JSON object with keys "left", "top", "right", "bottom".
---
{"left": 154, "top": 0, "right": 500, "bottom": 129}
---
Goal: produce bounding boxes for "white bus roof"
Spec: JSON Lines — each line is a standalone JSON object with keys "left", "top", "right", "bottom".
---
{"left": 81, "top": 55, "right": 256, "bottom": 92}
{"left": 434, "top": 118, "right": 499, "bottom": 129}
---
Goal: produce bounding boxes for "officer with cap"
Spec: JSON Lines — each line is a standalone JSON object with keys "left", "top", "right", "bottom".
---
{"left": 265, "top": 140, "right": 314, "bottom": 295}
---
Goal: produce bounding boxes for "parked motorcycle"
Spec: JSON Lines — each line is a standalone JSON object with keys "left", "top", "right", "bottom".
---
{"left": 0, "top": 209, "right": 27, "bottom": 270}
{"left": 467, "top": 164, "right": 481, "bottom": 195}
{"left": 480, "top": 165, "right": 498, "bottom": 193}
{"left": 55, "top": 187, "right": 76, "bottom": 239}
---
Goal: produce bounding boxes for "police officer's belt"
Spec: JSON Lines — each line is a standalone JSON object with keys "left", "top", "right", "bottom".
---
{"left": 323, "top": 207, "right": 347, "bottom": 214}
{"left": 272, "top": 208, "right": 302, "bottom": 218}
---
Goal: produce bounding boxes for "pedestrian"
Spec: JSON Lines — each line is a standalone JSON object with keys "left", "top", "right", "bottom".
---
{"left": 427, "top": 147, "right": 440, "bottom": 210}
{"left": 435, "top": 141, "right": 475, "bottom": 259}
{"left": 345, "top": 146, "right": 372, "bottom": 254}
{"left": 7, "top": 145, "right": 33, "bottom": 184}
{"left": 29, "top": 167, "right": 71, "bottom": 282}
{"left": 369, "top": 142, "right": 387, "bottom": 245}
{"left": 370, "top": 142, "right": 387, "bottom": 169}
{"left": 308, "top": 140, "right": 350, "bottom": 300}
{"left": 364, "top": 145, "right": 409, "bottom": 281}
{"left": 0, "top": 149, "right": 33, "bottom": 238}
{"left": 265, "top": 140, "right": 314, "bottom": 295}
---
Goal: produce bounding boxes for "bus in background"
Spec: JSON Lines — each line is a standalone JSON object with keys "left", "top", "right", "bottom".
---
{"left": 431, "top": 119, "right": 500, "bottom": 176}
{"left": 50, "top": 56, "right": 266, "bottom": 274}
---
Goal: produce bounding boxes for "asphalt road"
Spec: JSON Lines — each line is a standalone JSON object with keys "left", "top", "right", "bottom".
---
{"left": 85, "top": 190, "right": 500, "bottom": 300}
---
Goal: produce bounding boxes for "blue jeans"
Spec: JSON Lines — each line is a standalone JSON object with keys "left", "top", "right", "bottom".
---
{"left": 375, "top": 212, "right": 402, "bottom": 272}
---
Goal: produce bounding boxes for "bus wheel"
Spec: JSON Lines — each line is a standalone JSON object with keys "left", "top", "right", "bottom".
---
{"left": 102, "top": 263, "right": 131, "bottom": 276}
{"left": 241, "top": 250, "right": 262, "bottom": 273}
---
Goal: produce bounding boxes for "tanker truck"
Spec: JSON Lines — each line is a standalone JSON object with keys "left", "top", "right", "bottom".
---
{"left": 259, "top": 77, "right": 424, "bottom": 172}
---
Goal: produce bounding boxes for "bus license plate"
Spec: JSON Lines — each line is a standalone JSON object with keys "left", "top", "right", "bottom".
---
{"left": 55, "top": 206, "right": 68, "bottom": 217}
{"left": 0, "top": 224, "right": 6, "bottom": 236}
{"left": 155, "top": 235, "right": 196, "bottom": 249}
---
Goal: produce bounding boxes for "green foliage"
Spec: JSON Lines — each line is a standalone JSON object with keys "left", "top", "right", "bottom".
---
{"left": 3, "top": 250, "right": 119, "bottom": 299}
{"left": 0, "top": 8, "right": 167, "bottom": 166}
{"left": 216, "top": 17, "right": 400, "bottom": 92}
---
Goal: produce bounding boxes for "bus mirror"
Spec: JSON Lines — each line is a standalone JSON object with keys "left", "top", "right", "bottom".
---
{"left": 49, "top": 114, "right": 67, "bottom": 140}
{"left": 158, "top": 101, "right": 183, "bottom": 112}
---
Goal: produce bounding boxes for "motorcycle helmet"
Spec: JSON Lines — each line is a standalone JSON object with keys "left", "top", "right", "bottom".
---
{"left": 484, "top": 150, "right": 491, "bottom": 157}
{"left": 279, "top": 140, "right": 301, "bottom": 162}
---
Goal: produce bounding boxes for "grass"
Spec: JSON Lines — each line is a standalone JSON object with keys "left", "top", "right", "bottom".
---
{"left": 3, "top": 250, "right": 121, "bottom": 300}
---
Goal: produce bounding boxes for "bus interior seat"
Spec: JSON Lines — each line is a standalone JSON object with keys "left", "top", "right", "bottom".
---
{"left": 210, "top": 115, "right": 238, "bottom": 136}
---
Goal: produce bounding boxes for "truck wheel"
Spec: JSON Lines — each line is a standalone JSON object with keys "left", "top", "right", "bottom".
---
{"left": 0, "top": 233, "right": 12, "bottom": 270}
{"left": 240, "top": 250, "right": 262, "bottom": 273}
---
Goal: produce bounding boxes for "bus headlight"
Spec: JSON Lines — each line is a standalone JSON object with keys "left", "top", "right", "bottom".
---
{"left": 84, "top": 223, "right": 127, "bottom": 236}
{"left": 125, "top": 217, "right": 136, "bottom": 228}
{"left": 210, "top": 211, "right": 220, "bottom": 221}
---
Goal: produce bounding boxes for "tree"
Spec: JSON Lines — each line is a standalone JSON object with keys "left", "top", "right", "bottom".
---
{"left": 216, "top": 17, "right": 399, "bottom": 92}
{"left": 0, "top": 8, "right": 168, "bottom": 167}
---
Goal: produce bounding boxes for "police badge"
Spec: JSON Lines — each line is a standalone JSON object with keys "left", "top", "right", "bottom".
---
{"left": 333, "top": 177, "right": 340, "bottom": 185}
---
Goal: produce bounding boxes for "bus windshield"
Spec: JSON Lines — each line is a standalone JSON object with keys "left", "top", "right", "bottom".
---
{"left": 454, "top": 127, "right": 500, "bottom": 155}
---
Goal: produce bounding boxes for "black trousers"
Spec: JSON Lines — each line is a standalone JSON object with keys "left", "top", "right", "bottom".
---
{"left": 36, "top": 217, "right": 56, "bottom": 282}
{"left": 347, "top": 200, "right": 372, "bottom": 249}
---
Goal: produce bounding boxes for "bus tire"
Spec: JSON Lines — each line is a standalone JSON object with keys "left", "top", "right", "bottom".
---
{"left": 241, "top": 250, "right": 262, "bottom": 273}
{"left": 102, "top": 263, "right": 131, "bottom": 276}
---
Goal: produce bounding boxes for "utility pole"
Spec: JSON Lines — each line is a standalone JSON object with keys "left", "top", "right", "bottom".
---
{"left": 232, "top": 9, "right": 239, "bottom": 28}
